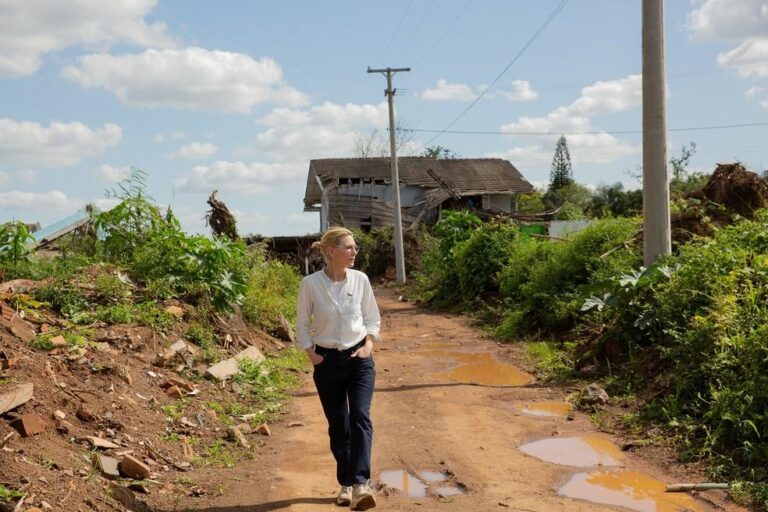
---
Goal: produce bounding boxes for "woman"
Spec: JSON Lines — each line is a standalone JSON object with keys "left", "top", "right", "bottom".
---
{"left": 296, "top": 227, "right": 381, "bottom": 511}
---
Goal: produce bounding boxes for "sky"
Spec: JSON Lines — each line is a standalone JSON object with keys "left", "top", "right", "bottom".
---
{"left": 1, "top": 0, "right": 767, "bottom": 236}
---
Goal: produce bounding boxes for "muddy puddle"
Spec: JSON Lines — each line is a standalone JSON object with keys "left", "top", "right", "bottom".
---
{"left": 519, "top": 436, "right": 624, "bottom": 467}
{"left": 378, "top": 469, "right": 464, "bottom": 499}
{"left": 428, "top": 350, "right": 534, "bottom": 386}
{"left": 559, "top": 470, "right": 707, "bottom": 512}
{"left": 518, "top": 401, "right": 573, "bottom": 418}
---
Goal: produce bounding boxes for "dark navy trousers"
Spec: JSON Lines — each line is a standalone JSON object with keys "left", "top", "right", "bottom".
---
{"left": 313, "top": 341, "right": 376, "bottom": 486}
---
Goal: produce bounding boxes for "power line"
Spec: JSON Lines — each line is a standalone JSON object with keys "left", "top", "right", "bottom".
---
{"left": 425, "top": 0, "right": 570, "bottom": 145}
{"left": 403, "top": 121, "right": 768, "bottom": 136}
{"left": 396, "top": 0, "right": 436, "bottom": 61}
{"left": 414, "top": 0, "right": 473, "bottom": 65}
{"left": 378, "top": 0, "right": 414, "bottom": 61}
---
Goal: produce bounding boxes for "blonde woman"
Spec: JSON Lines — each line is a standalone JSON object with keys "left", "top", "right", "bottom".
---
{"left": 296, "top": 227, "right": 381, "bottom": 510}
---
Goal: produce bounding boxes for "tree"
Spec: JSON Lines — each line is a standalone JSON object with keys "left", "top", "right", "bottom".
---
{"left": 352, "top": 121, "right": 416, "bottom": 158}
{"left": 549, "top": 135, "right": 573, "bottom": 192}
{"left": 421, "top": 145, "right": 458, "bottom": 159}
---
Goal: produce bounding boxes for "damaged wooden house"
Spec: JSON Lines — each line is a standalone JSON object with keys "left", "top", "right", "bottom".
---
{"left": 303, "top": 157, "right": 535, "bottom": 231}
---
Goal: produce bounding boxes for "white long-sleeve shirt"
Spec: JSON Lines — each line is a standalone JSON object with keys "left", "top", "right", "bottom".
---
{"left": 296, "top": 268, "right": 381, "bottom": 350}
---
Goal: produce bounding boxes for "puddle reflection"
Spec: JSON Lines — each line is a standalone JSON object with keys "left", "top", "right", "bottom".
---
{"left": 519, "top": 436, "right": 624, "bottom": 467}
{"left": 519, "top": 401, "right": 573, "bottom": 418}
{"left": 430, "top": 351, "right": 534, "bottom": 386}
{"left": 559, "top": 470, "right": 705, "bottom": 512}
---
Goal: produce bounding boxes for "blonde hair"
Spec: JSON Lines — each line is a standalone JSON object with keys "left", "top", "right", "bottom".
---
{"left": 312, "top": 227, "right": 354, "bottom": 261}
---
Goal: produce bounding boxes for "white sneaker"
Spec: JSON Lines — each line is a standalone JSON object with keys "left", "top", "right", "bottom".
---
{"left": 336, "top": 485, "right": 353, "bottom": 506}
{"left": 350, "top": 483, "right": 376, "bottom": 510}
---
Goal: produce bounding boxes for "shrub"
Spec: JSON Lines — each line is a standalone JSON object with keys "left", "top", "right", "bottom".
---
{"left": 242, "top": 248, "right": 301, "bottom": 332}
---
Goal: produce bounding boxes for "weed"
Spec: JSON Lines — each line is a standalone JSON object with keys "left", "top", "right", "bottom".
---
{"left": 0, "top": 483, "right": 23, "bottom": 504}
{"left": 526, "top": 341, "right": 575, "bottom": 381}
{"left": 160, "top": 400, "right": 188, "bottom": 420}
{"left": 195, "top": 439, "right": 236, "bottom": 468}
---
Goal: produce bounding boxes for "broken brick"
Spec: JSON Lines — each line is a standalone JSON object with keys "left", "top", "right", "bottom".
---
{"left": 94, "top": 454, "right": 120, "bottom": 480}
{"left": 49, "top": 335, "right": 67, "bottom": 347}
{"left": 76, "top": 406, "right": 97, "bottom": 423}
{"left": 10, "top": 413, "right": 46, "bottom": 437}
{"left": 118, "top": 455, "right": 151, "bottom": 479}
{"left": 164, "top": 385, "right": 183, "bottom": 399}
{"left": 256, "top": 423, "right": 271, "bottom": 436}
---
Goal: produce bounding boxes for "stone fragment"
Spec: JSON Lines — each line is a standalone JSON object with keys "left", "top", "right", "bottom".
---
{"left": 76, "top": 406, "right": 97, "bottom": 423}
{"left": 49, "top": 335, "right": 67, "bottom": 347}
{"left": 164, "top": 386, "right": 183, "bottom": 399}
{"left": 0, "top": 382, "right": 33, "bottom": 415}
{"left": 86, "top": 436, "right": 121, "bottom": 449}
{"left": 94, "top": 454, "right": 120, "bottom": 480}
{"left": 204, "top": 346, "right": 265, "bottom": 381}
{"left": 8, "top": 317, "right": 35, "bottom": 343}
{"left": 275, "top": 315, "right": 296, "bottom": 343}
{"left": 164, "top": 305, "right": 184, "bottom": 317}
{"left": 288, "top": 421, "right": 305, "bottom": 427}
{"left": 256, "top": 423, "right": 271, "bottom": 436}
{"left": 10, "top": 413, "right": 46, "bottom": 437}
{"left": 227, "top": 426, "right": 250, "bottom": 448}
{"left": 118, "top": 455, "right": 151, "bottom": 480}
{"left": 52, "top": 410, "right": 66, "bottom": 420}
{"left": 584, "top": 383, "right": 610, "bottom": 405}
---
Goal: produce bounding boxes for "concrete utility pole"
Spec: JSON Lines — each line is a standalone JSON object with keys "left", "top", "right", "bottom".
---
{"left": 642, "top": 0, "right": 671, "bottom": 265}
{"left": 367, "top": 66, "right": 410, "bottom": 285}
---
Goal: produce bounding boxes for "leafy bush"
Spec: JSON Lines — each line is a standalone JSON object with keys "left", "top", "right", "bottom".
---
{"left": 0, "top": 222, "right": 35, "bottom": 266}
{"left": 580, "top": 212, "right": 768, "bottom": 485}
{"left": 496, "top": 218, "right": 640, "bottom": 338}
{"left": 453, "top": 219, "right": 519, "bottom": 299}
{"left": 94, "top": 169, "right": 249, "bottom": 312}
{"left": 414, "top": 210, "right": 483, "bottom": 305}
{"left": 242, "top": 247, "right": 301, "bottom": 332}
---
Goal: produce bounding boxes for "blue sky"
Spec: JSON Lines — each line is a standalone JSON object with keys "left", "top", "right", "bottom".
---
{"left": 1, "top": 0, "right": 767, "bottom": 236}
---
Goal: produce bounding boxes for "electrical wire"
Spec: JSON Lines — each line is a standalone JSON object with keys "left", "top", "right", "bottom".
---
{"left": 414, "top": 0, "right": 473, "bottom": 65}
{"left": 395, "top": 0, "right": 437, "bottom": 62}
{"left": 403, "top": 121, "right": 768, "bottom": 137}
{"left": 378, "top": 0, "right": 415, "bottom": 61}
{"left": 425, "top": 0, "right": 570, "bottom": 145}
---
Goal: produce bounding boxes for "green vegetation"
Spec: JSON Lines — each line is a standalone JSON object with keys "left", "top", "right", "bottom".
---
{"left": 416, "top": 164, "right": 768, "bottom": 507}
{"left": 0, "top": 483, "right": 23, "bottom": 504}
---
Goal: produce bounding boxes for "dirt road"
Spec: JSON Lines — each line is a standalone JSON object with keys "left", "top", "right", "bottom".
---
{"left": 168, "top": 289, "right": 743, "bottom": 512}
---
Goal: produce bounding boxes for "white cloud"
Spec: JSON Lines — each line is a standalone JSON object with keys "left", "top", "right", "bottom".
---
{"left": 92, "top": 198, "right": 121, "bottom": 212}
{"left": 717, "top": 39, "right": 768, "bottom": 77}
{"left": 761, "top": 98, "right": 768, "bottom": 109}
{"left": 231, "top": 210, "right": 272, "bottom": 236}
{"left": 421, "top": 79, "right": 476, "bottom": 101}
{"left": 745, "top": 85, "right": 766, "bottom": 98}
{"left": 95, "top": 164, "right": 131, "bottom": 183}
{"left": 62, "top": 48, "right": 308, "bottom": 112}
{"left": 0, "top": 190, "right": 79, "bottom": 216}
{"left": 176, "top": 161, "right": 303, "bottom": 194}
{"left": 688, "top": 1, "right": 768, "bottom": 78}
{"left": 0, "top": 118, "right": 122, "bottom": 170}
{"left": 688, "top": 0, "right": 768, "bottom": 41}
{"left": 421, "top": 79, "right": 538, "bottom": 102}
{"left": 169, "top": 142, "right": 218, "bottom": 161}
{"left": 495, "top": 75, "right": 641, "bottom": 175}
{"left": 0, "top": 0, "right": 174, "bottom": 77}
{"left": 492, "top": 80, "right": 539, "bottom": 101}
{"left": 246, "top": 101, "right": 390, "bottom": 160}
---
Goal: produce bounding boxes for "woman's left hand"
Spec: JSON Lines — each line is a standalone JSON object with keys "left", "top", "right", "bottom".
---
{"left": 351, "top": 338, "right": 374, "bottom": 358}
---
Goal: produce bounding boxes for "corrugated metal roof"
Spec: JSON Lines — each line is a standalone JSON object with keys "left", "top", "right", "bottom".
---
{"left": 303, "top": 157, "right": 534, "bottom": 209}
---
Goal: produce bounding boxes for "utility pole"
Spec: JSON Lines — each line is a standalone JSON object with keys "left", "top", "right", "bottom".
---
{"left": 642, "top": 0, "right": 671, "bottom": 265}
{"left": 367, "top": 66, "right": 410, "bottom": 285}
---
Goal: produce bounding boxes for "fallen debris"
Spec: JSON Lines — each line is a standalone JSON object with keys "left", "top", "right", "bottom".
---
{"left": 10, "top": 413, "right": 46, "bottom": 437}
{"left": 256, "top": 423, "right": 271, "bottom": 436}
{"left": 205, "top": 346, "right": 265, "bottom": 381}
{"left": 666, "top": 483, "right": 730, "bottom": 492}
{"left": 94, "top": 454, "right": 120, "bottom": 480}
{"left": 0, "top": 382, "right": 33, "bottom": 415}
{"left": 227, "top": 426, "right": 251, "bottom": 449}
{"left": 85, "top": 436, "right": 121, "bottom": 450}
{"left": 118, "top": 454, "right": 151, "bottom": 480}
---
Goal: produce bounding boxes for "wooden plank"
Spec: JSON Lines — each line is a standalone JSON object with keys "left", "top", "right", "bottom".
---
{"left": 0, "top": 383, "right": 33, "bottom": 415}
